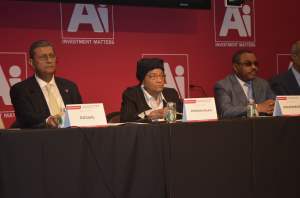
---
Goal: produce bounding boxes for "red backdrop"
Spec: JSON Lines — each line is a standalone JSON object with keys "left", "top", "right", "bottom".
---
{"left": 0, "top": 0, "right": 299, "bottom": 127}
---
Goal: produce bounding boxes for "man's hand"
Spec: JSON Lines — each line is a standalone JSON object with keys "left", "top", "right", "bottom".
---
{"left": 46, "top": 114, "right": 62, "bottom": 128}
{"left": 256, "top": 99, "right": 275, "bottom": 115}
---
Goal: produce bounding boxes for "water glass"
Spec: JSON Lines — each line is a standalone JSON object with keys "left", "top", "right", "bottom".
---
{"left": 164, "top": 102, "right": 177, "bottom": 123}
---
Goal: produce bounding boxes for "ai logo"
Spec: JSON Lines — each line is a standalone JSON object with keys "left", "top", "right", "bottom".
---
{"left": 60, "top": 3, "right": 115, "bottom": 45}
{"left": 142, "top": 54, "right": 189, "bottom": 98}
{"left": 214, "top": 0, "right": 256, "bottom": 47}
{"left": 276, "top": 54, "right": 292, "bottom": 74}
{"left": 0, "top": 52, "right": 28, "bottom": 124}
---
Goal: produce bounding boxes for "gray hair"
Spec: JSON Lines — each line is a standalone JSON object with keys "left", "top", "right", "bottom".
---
{"left": 29, "top": 40, "right": 54, "bottom": 59}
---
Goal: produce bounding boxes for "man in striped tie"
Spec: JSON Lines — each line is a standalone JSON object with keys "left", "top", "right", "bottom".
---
{"left": 214, "top": 50, "right": 275, "bottom": 118}
{"left": 10, "top": 40, "right": 82, "bottom": 128}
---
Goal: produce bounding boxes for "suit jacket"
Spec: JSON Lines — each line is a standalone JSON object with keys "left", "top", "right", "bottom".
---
{"left": 270, "top": 69, "right": 300, "bottom": 95}
{"left": 214, "top": 74, "right": 275, "bottom": 118}
{"left": 10, "top": 76, "right": 82, "bottom": 128}
{"left": 120, "top": 85, "right": 182, "bottom": 122}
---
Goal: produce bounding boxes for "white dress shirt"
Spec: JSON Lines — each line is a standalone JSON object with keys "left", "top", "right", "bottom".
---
{"left": 35, "top": 75, "right": 65, "bottom": 116}
{"left": 235, "top": 75, "right": 253, "bottom": 101}
{"left": 138, "top": 85, "right": 166, "bottom": 119}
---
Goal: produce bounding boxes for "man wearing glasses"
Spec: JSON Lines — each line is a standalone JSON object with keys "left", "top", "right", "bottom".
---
{"left": 120, "top": 58, "right": 182, "bottom": 122}
{"left": 10, "top": 40, "right": 82, "bottom": 128}
{"left": 214, "top": 50, "right": 275, "bottom": 118}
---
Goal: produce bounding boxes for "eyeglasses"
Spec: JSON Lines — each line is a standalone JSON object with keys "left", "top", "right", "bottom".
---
{"left": 238, "top": 61, "right": 259, "bottom": 67}
{"left": 146, "top": 74, "right": 166, "bottom": 80}
{"left": 37, "top": 54, "right": 56, "bottom": 62}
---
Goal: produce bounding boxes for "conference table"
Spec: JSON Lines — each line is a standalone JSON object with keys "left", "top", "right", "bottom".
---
{"left": 0, "top": 116, "right": 299, "bottom": 198}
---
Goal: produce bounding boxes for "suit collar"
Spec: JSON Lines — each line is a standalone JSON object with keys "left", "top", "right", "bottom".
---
{"left": 26, "top": 76, "right": 50, "bottom": 115}
{"left": 137, "top": 86, "right": 152, "bottom": 111}
{"left": 34, "top": 74, "right": 55, "bottom": 88}
{"left": 140, "top": 85, "right": 166, "bottom": 104}
{"left": 229, "top": 74, "right": 248, "bottom": 104}
{"left": 252, "top": 78, "right": 262, "bottom": 102}
{"left": 55, "top": 77, "right": 72, "bottom": 104}
{"left": 32, "top": 75, "right": 71, "bottom": 105}
{"left": 137, "top": 85, "right": 169, "bottom": 112}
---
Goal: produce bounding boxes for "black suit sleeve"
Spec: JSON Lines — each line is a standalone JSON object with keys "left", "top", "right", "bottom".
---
{"left": 10, "top": 84, "right": 48, "bottom": 128}
{"left": 172, "top": 90, "right": 183, "bottom": 114}
{"left": 120, "top": 89, "right": 142, "bottom": 122}
{"left": 56, "top": 77, "right": 82, "bottom": 105}
{"left": 270, "top": 78, "right": 287, "bottom": 96}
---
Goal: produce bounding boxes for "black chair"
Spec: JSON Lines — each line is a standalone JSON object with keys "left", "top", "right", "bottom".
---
{"left": 106, "top": 112, "right": 121, "bottom": 123}
{"left": 10, "top": 120, "right": 20, "bottom": 128}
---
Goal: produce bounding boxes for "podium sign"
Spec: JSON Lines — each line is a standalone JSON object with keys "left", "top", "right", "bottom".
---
{"left": 182, "top": 98, "right": 218, "bottom": 122}
{"left": 273, "top": 96, "right": 300, "bottom": 116}
{"left": 62, "top": 103, "right": 107, "bottom": 127}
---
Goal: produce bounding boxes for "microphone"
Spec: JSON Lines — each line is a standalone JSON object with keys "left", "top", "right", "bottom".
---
{"left": 189, "top": 84, "right": 207, "bottom": 97}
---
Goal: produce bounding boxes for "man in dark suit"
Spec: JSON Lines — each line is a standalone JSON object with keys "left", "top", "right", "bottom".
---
{"left": 270, "top": 41, "right": 300, "bottom": 95}
{"left": 214, "top": 50, "right": 275, "bottom": 118}
{"left": 10, "top": 40, "right": 82, "bottom": 128}
{"left": 120, "top": 58, "right": 182, "bottom": 122}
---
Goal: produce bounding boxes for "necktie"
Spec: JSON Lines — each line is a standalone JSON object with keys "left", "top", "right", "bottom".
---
{"left": 0, "top": 118, "right": 4, "bottom": 129}
{"left": 245, "top": 81, "right": 254, "bottom": 102}
{"left": 46, "top": 84, "right": 61, "bottom": 115}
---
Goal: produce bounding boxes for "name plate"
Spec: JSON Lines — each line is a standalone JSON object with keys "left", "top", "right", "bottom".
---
{"left": 182, "top": 98, "right": 218, "bottom": 122}
{"left": 273, "top": 96, "right": 300, "bottom": 116}
{"left": 62, "top": 103, "right": 107, "bottom": 127}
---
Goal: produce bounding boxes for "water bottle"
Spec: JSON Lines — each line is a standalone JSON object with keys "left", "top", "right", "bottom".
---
{"left": 164, "top": 102, "right": 177, "bottom": 123}
{"left": 247, "top": 99, "right": 258, "bottom": 118}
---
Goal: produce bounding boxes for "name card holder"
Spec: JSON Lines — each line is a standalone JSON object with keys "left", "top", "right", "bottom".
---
{"left": 182, "top": 97, "right": 218, "bottom": 122}
{"left": 273, "top": 96, "right": 300, "bottom": 116}
{"left": 62, "top": 103, "right": 107, "bottom": 128}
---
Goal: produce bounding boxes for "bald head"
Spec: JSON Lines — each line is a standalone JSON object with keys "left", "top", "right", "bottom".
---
{"left": 291, "top": 40, "right": 300, "bottom": 55}
{"left": 291, "top": 41, "right": 300, "bottom": 72}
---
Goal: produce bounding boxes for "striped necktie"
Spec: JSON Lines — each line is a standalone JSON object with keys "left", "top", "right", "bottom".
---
{"left": 245, "top": 81, "right": 254, "bottom": 102}
{"left": 0, "top": 118, "right": 4, "bottom": 129}
{"left": 46, "top": 84, "right": 61, "bottom": 115}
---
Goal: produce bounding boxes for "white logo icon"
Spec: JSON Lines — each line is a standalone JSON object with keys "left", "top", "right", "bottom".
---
{"left": 68, "top": 4, "right": 109, "bottom": 33}
{"left": 219, "top": 5, "right": 252, "bottom": 37}
{"left": 164, "top": 63, "right": 186, "bottom": 98}
{"left": 0, "top": 65, "right": 22, "bottom": 105}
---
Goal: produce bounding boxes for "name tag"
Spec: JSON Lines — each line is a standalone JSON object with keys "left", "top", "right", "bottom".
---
{"left": 182, "top": 98, "right": 218, "bottom": 122}
{"left": 62, "top": 103, "right": 107, "bottom": 127}
{"left": 273, "top": 96, "right": 300, "bottom": 116}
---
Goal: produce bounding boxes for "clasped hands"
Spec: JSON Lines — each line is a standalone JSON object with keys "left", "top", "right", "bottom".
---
{"left": 46, "top": 114, "right": 63, "bottom": 128}
{"left": 256, "top": 99, "right": 275, "bottom": 115}
{"left": 147, "top": 108, "right": 168, "bottom": 120}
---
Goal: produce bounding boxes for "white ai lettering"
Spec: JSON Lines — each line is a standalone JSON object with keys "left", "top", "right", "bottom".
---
{"left": 219, "top": 5, "right": 252, "bottom": 37}
{"left": 0, "top": 65, "right": 22, "bottom": 105}
{"left": 164, "top": 63, "right": 185, "bottom": 98}
{"left": 68, "top": 4, "right": 109, "bottom": 33}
